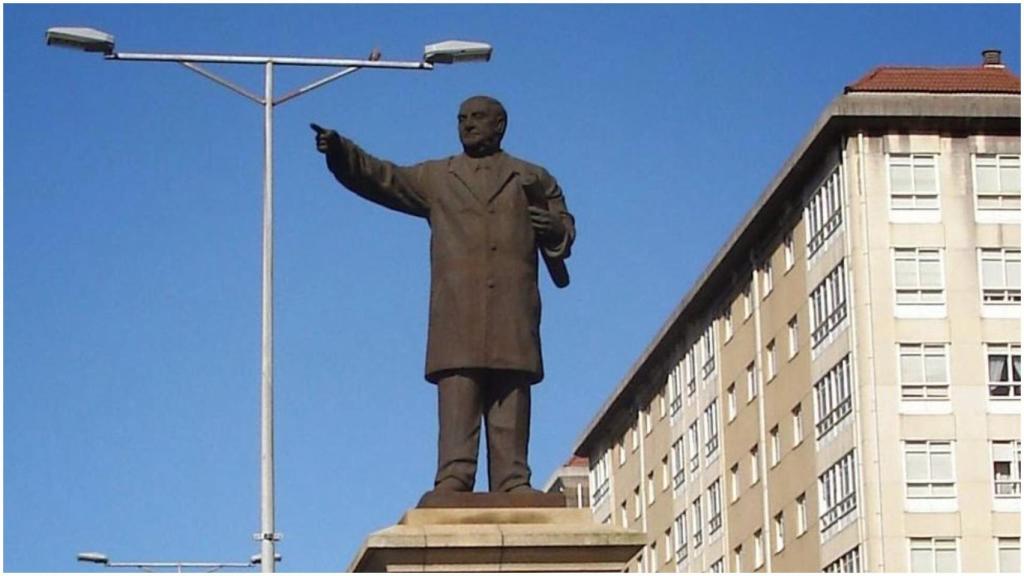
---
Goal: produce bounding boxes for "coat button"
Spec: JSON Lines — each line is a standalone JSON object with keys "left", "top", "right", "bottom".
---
{"left": 490, "top": 244, "right": 497, "bottom": 251}
{"left": 487, "top": 279, "right": 495, "bottom": 288}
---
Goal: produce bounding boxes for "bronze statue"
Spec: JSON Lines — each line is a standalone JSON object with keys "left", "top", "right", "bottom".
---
{"left": 313, "top": 96, "right": 575, "bottom": 496}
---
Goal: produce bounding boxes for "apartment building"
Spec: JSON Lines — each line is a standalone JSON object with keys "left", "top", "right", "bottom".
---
{"left": 573, "top": 51, "right": 1020, "bottom": 572}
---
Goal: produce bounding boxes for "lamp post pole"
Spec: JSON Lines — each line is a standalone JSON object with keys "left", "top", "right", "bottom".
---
{"left": 260, "top": 61, "right": 276, "bottom": 574}
{"left": 48, "top": 30, "right": 491, "bottom": 573}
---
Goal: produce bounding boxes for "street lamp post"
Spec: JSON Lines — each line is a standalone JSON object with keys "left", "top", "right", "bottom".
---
{"left": 49, "top": 28, "right": 492, "bottom": 573}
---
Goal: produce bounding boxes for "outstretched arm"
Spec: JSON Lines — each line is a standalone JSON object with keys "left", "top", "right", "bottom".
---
{"left": 312, "top": 123, "right": 429, "bottom": 218}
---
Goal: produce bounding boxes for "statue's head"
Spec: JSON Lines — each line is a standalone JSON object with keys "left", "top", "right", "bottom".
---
{"left": 458, "top": 95, "right": 506, "bottom": 157}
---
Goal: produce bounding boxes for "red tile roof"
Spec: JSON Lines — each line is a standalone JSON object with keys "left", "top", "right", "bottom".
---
{"left": 846, "top": 66, "right": 1020, "bottom": 94}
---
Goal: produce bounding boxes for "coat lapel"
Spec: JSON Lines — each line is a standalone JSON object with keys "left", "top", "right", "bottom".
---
{"left": 487, "top": 152, "right": 518, "bottom": 205}
{"left": 448, "top": 155, "right": 486, "bottom": 207}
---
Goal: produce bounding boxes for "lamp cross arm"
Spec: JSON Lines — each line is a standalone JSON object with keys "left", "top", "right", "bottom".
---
{"left": 107, "top": 51, "right": 433, "bottom": 70}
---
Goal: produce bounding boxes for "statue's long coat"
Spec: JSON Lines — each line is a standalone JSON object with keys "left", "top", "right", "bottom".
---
{"left": 325, "top": 137, "right": 575, "bottom": 385}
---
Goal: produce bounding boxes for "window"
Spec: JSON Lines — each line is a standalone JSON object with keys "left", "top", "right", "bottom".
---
{"left": 671, "top": 437, "right": 686, "bottom": 491}
{"left": 770, "top": 426, "right": 781, "bottom": 467}
{"left": 820, "top": 451, "right": 857, "bottom": 531}
{"left": 766, "top": 339, "right": 778, "bottom": 381}
{"left": 909, "top": 537, "right": 958, "bottom": 572}
{"left": 750, "top": 444, "right": 760, "bottom": 485}
{"left": 889, "top": 153, "right": 939, "bottom": 211}
{"left": 743, "top": 284, "right": 753, "bottom": 319}
{"left": 992, "top": 440, "right": 1021, "bottom": 497}
{"left": 707, "top": 479, "right": 723, "bottom": 535}
{"left": 590, "top": 450, "right": 610, "bottom": 504}
{"left": 894, "top": 248, "right": 944, "bottom": 306}
{"left": 784, "top": 232, "right": 795, "bottom": 271}
{"left": 730, "top": 463, "right": 741, "bottom": 502}
{"left": 663, "top": 529, "right": 672, "bottom": 565}
{"left": 974, "top": 154, "right": 1020, "bottom": 212}
{"left": 674, "top": 512, "right": 688, "bottom": 563}
{"left": 703, "top": 399, "right": 720, "bottom": 459}
{"left": 687, "top": 421, "right": 700, "bottom": 472}
{"left": 904, "top": 441, "right": 955, "bottom": 498}
{"left": 631, "top": 423, "right": 639, "bottom": 452}
{"left": 724, "top": 307, "right": 733, "bottom": 341}
{"left": 643, "top": 403, "right": 653, "bottom": 436}
{"left": 987, "top": 344, "right": 1022, "bottom": 399}
{"left": 669, "top": 358, "right": 684, "bottom": 417}
{"left": 733, "top": 544, "right": 743, "bottom": 572}
{"left": 710, "top": 557, "right": 724, "bottom": 573}
{"left": 659, "top": 389, "right": 667, "bottom": 420}
{"left": 762, "top": 260, "right": 774, "bottom": 298}
{"left": 619, "top": 499, "right": 627, "bottom": 528}
{"left": 980, "top": 248, "right": 1021, "bottom": 304}
{"left": 661, "top": 455, "right": 670, "bottom": 492}
{"left": 618, "top": 435, "right": 627, "bottom": 466}
{"left": 754, "top": 528, "right": 765, "bottom": 568}
{"left": 814, "top": 355, "right": 853, "bottom": 438}
{"left": 792, "top": 403, "right": 804, "bottom": 446}
{"left": 810, "top": 261, "right": 849, "bottom": 348}
{"left": 774, "top": 512, "right": 785, "bottom": 553}
{"left": 691, "top": 496, "right": 703, "bottom": 548}
{"left": 997, "top": 537, "right": 1020, "bottom": 573}
{"left": 727, "top": 383, "right": 737, "bottom": 421}
{"left": 746, "top": 362, "right": 759, "bottom": 402}
{"left": 788, "top": 315, "right": 800, "bottom": 358}
{"left": 824, "top": 546, "right": 862, "bottom": 573}
{"left": 646, "top": 470, "right": 656, "bottom": 505}
{"left": 806, "top": 166, "right": 843, "bottom": 257}
{"left": 684, "top": 348, "right": 697, "bottom": 397}
{"left": 796, "top": 493, "right": 808, "bottom": 536}
{"left": 633, "top": 486, "right": 641, "bottom": 519}
{"left": 899, "top": 344, "right": 949, "bottom": 400}
{"left": 701, "top": 323, "right": 716, "bottom": 379}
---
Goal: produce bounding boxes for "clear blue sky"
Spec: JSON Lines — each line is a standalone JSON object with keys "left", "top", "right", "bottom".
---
{"left": 3, "top": 3, "right": 1019, "bottom": 572}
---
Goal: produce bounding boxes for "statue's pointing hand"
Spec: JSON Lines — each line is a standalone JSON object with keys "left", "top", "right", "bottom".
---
{"left": 311, "top": 123, "right": 341, "bottom": 155}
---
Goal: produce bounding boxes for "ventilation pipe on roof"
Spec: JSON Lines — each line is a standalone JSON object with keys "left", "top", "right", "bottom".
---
{"left": 982, "top": 49, "right": 1004, "bottom": 68}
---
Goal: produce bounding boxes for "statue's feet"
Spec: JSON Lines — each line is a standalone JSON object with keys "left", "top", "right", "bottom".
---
{"left": 432, "top": 477, "right": 472, "bottom": 493}
{"left": 506, "top": 484, "right": 543, "bottom": 495}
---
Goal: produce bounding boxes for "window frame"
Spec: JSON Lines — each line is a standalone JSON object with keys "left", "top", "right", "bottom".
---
{"left": 992, "top": 439, "right": 1022, "bottom": 498}
{"left": 986, "top": 343, "right": 1022, "bottom": 400}
{"left": 814, "top": 355, "right": 853, "bottom": 439}
{"left": 978, "top": 248, "right": 1022, "bottom": 306}
{"left": 892, "top": 247, "right": 946, "bottom": 313}
{"left": 898, "top": 343, "right": 950, "bottom": 401}
{"left": 903, "top": 440, "right": 956, "bottom": 499}
{"left": 908, "top": 537, "right": 959, "bottom": 573}
{"left": 810, "top": 261, "right": 849, "bottom": 348}
{"left": 819, "top": 450, "right": 858, "bottom": 532}
{"left": 806, "top": 166, "right": 844, "bottom": 258}
{"left": 887, "top": 153, "right": 941, "bottom": 214}
{"left": 973, "top": 153, "right": 1021, "bottom": 215}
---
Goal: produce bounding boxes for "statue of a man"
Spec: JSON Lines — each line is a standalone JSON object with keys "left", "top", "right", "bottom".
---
{"left": 312, "top": 95, "right": 575, "bottom": 495}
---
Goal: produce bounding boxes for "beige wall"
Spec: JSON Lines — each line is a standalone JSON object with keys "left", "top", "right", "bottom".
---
{"left": 585, "top": 120, "right": 1019, "bottom": 573}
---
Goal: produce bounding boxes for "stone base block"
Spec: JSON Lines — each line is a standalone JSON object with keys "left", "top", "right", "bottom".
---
{"left": 348, "top": 507, "right": 644, "bottom": 572}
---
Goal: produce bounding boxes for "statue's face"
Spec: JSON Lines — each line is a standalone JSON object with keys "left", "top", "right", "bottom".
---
{"left": 458, "top": 98, "right": 505, "bottom": 156}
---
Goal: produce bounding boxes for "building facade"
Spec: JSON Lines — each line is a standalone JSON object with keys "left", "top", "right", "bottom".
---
{"left": 573, "top": 52, "right": 1020, "bottom": 572}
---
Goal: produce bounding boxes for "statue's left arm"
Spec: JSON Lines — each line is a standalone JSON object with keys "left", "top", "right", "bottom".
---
{"left": 528, "top": 169, "right": 575, "bottom": 260}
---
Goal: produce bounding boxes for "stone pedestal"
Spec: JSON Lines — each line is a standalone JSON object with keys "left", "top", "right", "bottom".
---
{"left": 348, "top": 506, "right": 645, "bottom": 572}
